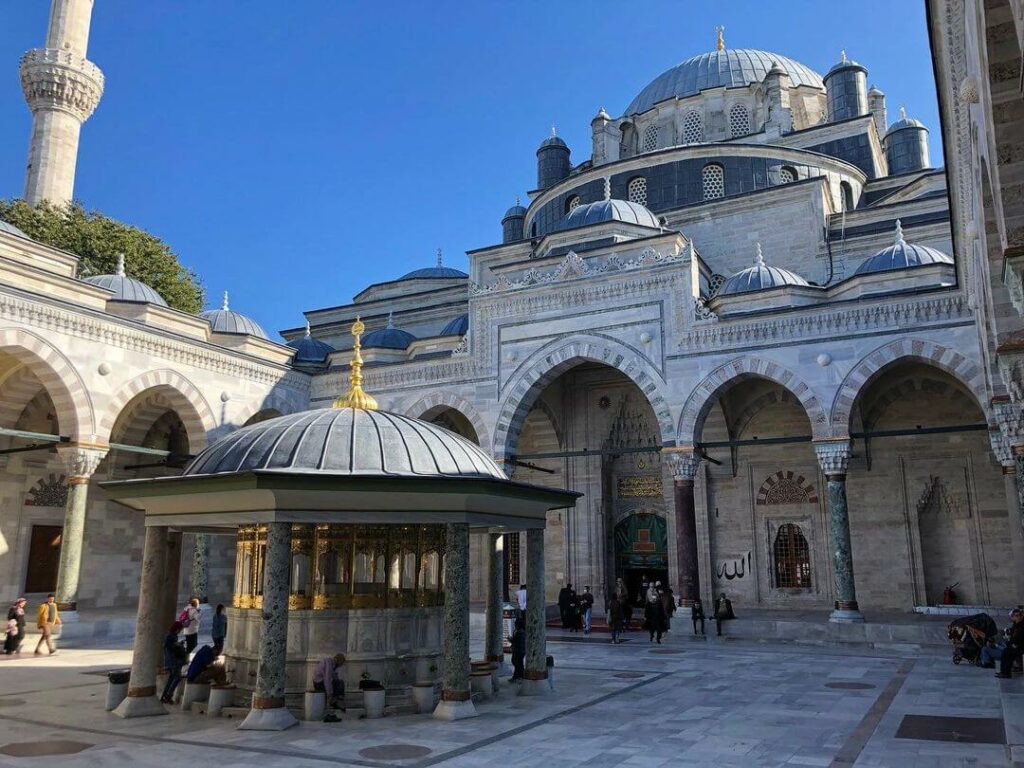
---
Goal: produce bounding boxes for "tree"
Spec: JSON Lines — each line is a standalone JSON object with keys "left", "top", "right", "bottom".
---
{"left": 0, "top": 199, "right": 204, "bottom": 313}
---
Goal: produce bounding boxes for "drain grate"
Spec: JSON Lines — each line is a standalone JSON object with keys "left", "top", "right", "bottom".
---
{"left": 824, "top": 682, "right": 876, "bottom": 690}
{"left": 358, "top": 744, "right": 432, "bottom": 760}
{"left": 895, "top": 715, "right": 1005, "bottom": 744}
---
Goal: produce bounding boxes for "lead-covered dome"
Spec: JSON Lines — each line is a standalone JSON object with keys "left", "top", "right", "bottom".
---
{"left": 287, "top": 321, "right": 335, "bottom": 364}
{"left": 201, "top": 291, "right": 269, "bottom": 339}
{"left": 362, "top": 313, "right": 416, "bottom": 350}
{"left": 184, "top": 407, "right": 505, "bottom": 479}
{"left": 440, "top": 313, "right": 469, "bottom": 336}
{"left": 626, "top": 48, "right": 824, "bottom": 115}
{"left": 84, "top": 254, "right": 168, "bottom": 306}
{"left": 719, "top": 244, "right": 809, "bottom": 295}
{"left": 554, "top": 199, "right": 661, "bottom": 231}
{"left": 399, "top": 248, "right": 468, "bottom": 280}
{"left": 854, "top": 220, "right": 953, "bottom": 276}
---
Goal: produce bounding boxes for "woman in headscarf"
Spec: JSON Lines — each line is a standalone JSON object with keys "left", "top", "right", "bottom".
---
{"left": 4, "top": 598, "right": 26, "bottom": 654}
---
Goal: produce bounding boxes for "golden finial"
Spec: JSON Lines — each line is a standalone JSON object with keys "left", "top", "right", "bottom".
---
{"left": 715, "top": 25, "right": 725, "bottom": 52}
{"left": 332, "top": 316, "right": 378, "bottom": 410}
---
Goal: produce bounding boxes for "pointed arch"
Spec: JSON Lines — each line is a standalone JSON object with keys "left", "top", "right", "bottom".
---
{"left": 493, "top": 334, "right": 674, "bottom": 459}
{"left": 235, "top": 390, "right": 305, "bottom": 428}
{"left": 404, "top": 391, "right": 490, "bottom": 450}
{"left": 677, "top": 356, "right": 829, "bottom": 445}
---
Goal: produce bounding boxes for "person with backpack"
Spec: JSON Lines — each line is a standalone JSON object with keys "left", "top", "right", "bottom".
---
{"left": 178, "top": 598, "right": 201, "bottom": 654}
{"left": 160, "top": 621, "right": 188, "bottom": 704}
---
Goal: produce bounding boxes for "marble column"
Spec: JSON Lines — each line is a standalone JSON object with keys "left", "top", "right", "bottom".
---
{"left": 520, "top": 527, "right": 549, "bottom": 696}
{"left": 113, "top": 525, "right": 169, "bottom": 718}
{"left": 664, "top": 448, "right": 701, "bottom": 605}
{"left": 238, "top": 521, "right": 297, "bottom": 730}
{"left": 485, "top": 532, "right": 504, "bottom": 670}
{"left": 158, "top": 532, "right": 183, "bottom": 657}
{"left": 434, "top": 522, "right": 476, "bottom": 720}
{"left": 189, "top": 533, "right": 210, "bottom": 603}
{"left": 814, "top": 440, "right": 864, "bottom": 623}
{"left": 1008, "top": 451, "right": 1024, "bottom": 597}
{"left": 54, "top": 444, "right": 107, "bottom": 612}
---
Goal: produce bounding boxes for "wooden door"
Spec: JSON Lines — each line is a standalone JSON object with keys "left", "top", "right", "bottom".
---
{"left": 24, "top": 525, "right": 62, "bottom": 594}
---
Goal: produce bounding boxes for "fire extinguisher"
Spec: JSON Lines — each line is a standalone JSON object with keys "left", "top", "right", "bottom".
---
{"left": 943, "top": 582, "right": 960, "bottom": 605}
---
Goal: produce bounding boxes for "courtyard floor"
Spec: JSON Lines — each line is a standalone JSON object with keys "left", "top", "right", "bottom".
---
{"left": 0, "top": 628, "right": 1018, "bottom": 767}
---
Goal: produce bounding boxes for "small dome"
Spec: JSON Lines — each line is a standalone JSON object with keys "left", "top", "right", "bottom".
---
{"left": 885, "top": 106, "right": 927, "bottom": 137}
{"left": 201, "top": 291, "right": 269, "bottom": 339}
{"left": 183, "top": 407, "right": 505, "bottom": 479}
{"left": 362, "top": 313, "right": 416, "bottom": 350}
{"left": 868, "top": 84, "right": 885, "bottom": 97}
{"left": 287, "top": 321, "right": 335, "bottom": 364}
{"left": 825, "top": 50, "right": 867, "bottom": 76}
{"left": 854, "top": 220, "right": 953, "bottom": 276}
{"left": 84, "top": 254, "right": 168, "bottom": 306}
{"left": 502, "top": 200, "right": 527, "bottom": 220}
{"left": 719, "top": 244, "right": 810, "bottom": 295}
{"left": 441, "top": 313, "right": 469, "bottom": 336}
{"left": 0, "top": 220, "right": 29, "bottom": 239}
{"left": 538, "top": 126, "right": 568, "bottom": 150}
{"left": 554, "top": 199, "right": 661, "bottom": 232}
{"left": 592, "top": 107, "right": 612, "bottom": 123}
{"left": 399, "top": 248, "right": 468, "bottom": 280}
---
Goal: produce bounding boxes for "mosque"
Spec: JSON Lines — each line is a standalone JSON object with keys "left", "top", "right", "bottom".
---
{"left": 1, "top": 0, "right": 1022, "bottom": 634}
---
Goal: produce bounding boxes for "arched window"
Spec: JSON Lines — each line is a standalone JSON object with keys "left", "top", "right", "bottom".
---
{"left": 773, "top": 523, "right": 812, "bottom": 588}
{"left": 619, "top": 122, "right": 636, "bottom": 159}
{"left": 565, "top": 195, "right": 581, "bottom": 214}
{"left": 840, "top": 181, "right": 855, "bottom": 212}
{"left": 628, "top": 176, "right": 648, "bottom": 206}
{"left": 729, "top": 103, "right": 750, "bottom": 137}
{"left": 779, "top": 166, "right": 796, "bottom": 184}
{"left": 702, "top": 164, "right": 725, "bottom": 200}
{"left": 641, "top": 124, "right": 659, "bottom": 153}
{"left": 682, "top": 111, "right": 703, "bottom": 144}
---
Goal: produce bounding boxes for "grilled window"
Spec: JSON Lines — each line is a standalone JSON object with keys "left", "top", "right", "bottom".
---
{"left": 729, "top": 103, "right": 750, "bottom": 137}
{"left": 642, "top": 124, "right": 659, "bottom": 153}
{"left": 628, "top": 176, "right": 648, "bottom": 206}
{"left": 506, "top": 532, "right": 521, "bottom": 585}
{"left": 566, "top": 195, "right": 581, "bottom": 214}
{"left": 779, "top": 166, "right": 796, "bottom": 184}
{"left": 682, "top": 111, "right": 703, "bottom": 144}
{"left": 702, "top": 164, "right": 725, "bottom": 200}
{"left": 773, "top": 523, "right": 812, "bottom": 588}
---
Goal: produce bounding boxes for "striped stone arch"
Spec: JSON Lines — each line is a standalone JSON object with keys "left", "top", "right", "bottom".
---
{"left": 236, "top": 390, "right": 305, "bottom": 427}
{"left": 0, "top": 327, "right": 95, "bottom": 440}
{"left": 830, "top": 338, "right": 989, "bottom": 435}
{"left": 493, "top": 334, "right": 674, "bottom": 459}
{"left": 405, "top": 392, "right": 491, "bottom": 449}
{"left": 100, "top": 370, "right": 218, "bottom": 454}
{"left": 677, "top": 356, "right": 829, "bottom": 445}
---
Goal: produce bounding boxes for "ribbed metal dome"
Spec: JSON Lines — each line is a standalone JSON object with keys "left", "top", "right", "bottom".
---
{"left": 0, "top": 220, "right": 29, "bottom": 239}
{"left": 854, "top": 221, "right": 953, "bottom": 276}
{"left": 626, "top": 48, "right": 824, "bottom": 115}
{"left": 554, "top": 199, "right": 661, "bottom": 232}
{"left": 399, "top": 249, "right": 468, "bottom": 280}
{"left": 719, "top": 244, "right": 809, "bottom": 295}
{"left": 502, "top": 202, "right": 527, "bottom": 221}
{"left": 362, "top": 314, "right": 416, "bottom": 350}
{"left": 885, "top": 114, "right": 927, "bottom": 137}
{"left": 538, "top": 134, "right": 568, "bottom": 150}
{"left": 287, "top": 322, "right": 335, "bottom": 363}
{"left": 440, "top": 313, "right": 469, "bottom": 336}
{"left": 201, "top": 291, "right": 269, "bottom": 339}
{"left": 184, "top": 407, "right": 506, "bottom": 479}
{"left": 83, "top": 254, "right": 168, "bottom": 306}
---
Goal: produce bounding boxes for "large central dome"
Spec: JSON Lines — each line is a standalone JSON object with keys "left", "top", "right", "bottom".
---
{"left": 625, "top": 49, "right": 824, "bottom": 115}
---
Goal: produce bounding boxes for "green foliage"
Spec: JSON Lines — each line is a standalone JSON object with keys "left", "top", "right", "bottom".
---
{"left": 0, "top": 199, "right": 204, "bottom": 313}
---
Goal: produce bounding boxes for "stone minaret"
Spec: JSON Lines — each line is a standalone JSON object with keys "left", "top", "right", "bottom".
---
{"left": 20, "top": 0, "right": 104, "bottom": 206}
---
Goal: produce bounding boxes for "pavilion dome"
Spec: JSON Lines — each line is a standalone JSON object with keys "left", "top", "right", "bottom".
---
{"left": 554, "top": 199, "right": 661, "bottom": 232}
{"left": 201, "top": 291, "right": 269, "bottom": 339}
{"left": 854, "top": 220, "right": 953, "bottom": 276}
{"left": 84, "top": 254, "right": 168, "bottom": 306}
{"left": 362, "top": 313, "right": 416, "bottom": 350}
{"left": 399, "top": 248, "right": 468, "bottom": 280}
{"left": 719, "top": 244, "right": 810, "bottom": 295}
{"left": 440, "top": 313, "right": 469, "bottom": 336}
{"left": 625, "top": 47, "right": 824, "bottom": 115}
{"left": 287, "top": 321, "right": 335, "bottom": 363}
{"left": 183, "top": 407, "right": 506, "bottom": 479}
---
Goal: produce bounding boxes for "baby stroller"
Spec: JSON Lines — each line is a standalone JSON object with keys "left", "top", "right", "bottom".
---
{"left": 947, "top": 613, "right": 998, "bottom": 665}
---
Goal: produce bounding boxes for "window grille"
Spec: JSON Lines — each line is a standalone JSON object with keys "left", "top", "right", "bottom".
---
{"left": 682, "top": 111, "right": 703, "bottom": 144}
{"left": 702, "top": 164, "right": 725, "bottom": 200}
{"left": 642, "top": 124, "right": 659, "bottom": 153}
{"left": 773, "top": 523, "right": 812, "bottom": 588}
{"left": 729, "top": 103, "right": 750, "bottom": 137}
{"left": 627, "top": 177, "right": 648, "bottom": 206}
{"left": 566, "top": 195, "right": 581, "bottom": 213}
{"left": 506, "top": 532, "right": 521, "bottom": 585}
{"left": 779, "top": 166, "right": 796, "bottom": 184}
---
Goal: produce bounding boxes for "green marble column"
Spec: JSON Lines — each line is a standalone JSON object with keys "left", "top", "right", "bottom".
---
{"left": 434, "top": 522, "right": 476, "bottom": 720}
{"left": 484, "top": 532, "right": 504, "bottom": 667}
{"left": 54, "top": 445, "right": 107, "bottom": 611}
{"left": 520, "top": 527, "right": 549, "bottom": 696}
{"left": 814, "top": 440, "right": 863, "bottom": 624}
{"left": 189, "top": 533, "right": 210, "bottom": 603}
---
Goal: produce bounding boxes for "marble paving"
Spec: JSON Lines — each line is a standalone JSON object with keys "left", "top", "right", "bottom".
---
{"left": 0, "top": 629, "right": 1014, "bottom": 767}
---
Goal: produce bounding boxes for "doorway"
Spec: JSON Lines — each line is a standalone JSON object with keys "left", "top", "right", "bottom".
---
{"left": 24, "top": 524, "right": 62, "bottom": 594}
{"left": 614, "top": 513, "right": 668, "bottom": 604}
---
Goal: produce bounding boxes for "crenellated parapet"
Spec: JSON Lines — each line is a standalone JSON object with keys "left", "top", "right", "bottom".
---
{"left": 20, "top": 47, "right": 104, "bottom": 122}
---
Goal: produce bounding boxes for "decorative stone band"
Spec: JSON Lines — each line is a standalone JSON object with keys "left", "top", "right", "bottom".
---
{"left": 834, "top": 600, "right": 859, "bottom": 612}
{"left": 524, "top": 670, "right": 548, "bottom": 681}
{"left": 662, "top": 446, "right": 700, "bottom": 481}
{"left": 813, "top": 439, "right": 851, "bottom": 479}
{"left": 19, "top": 47, "right": 104, "bottom": 121}
{"left": 1004, "top": 466, "right": 1017, "bottom": 475}
{"left": 57, "top": 443, "right": 108, "bottom": 481}
{"left": 126, "top": 685, "right": 156, "bottom": 698}
{"left": 442, "top": 690, "right": 471, "bottom": 702}
{"left": 253, "top": 696, "right": 286, "bottom": 710}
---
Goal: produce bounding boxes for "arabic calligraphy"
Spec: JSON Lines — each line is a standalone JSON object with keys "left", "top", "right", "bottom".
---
{"left": 716, "top": 551, "right": 752, "bottom": 581}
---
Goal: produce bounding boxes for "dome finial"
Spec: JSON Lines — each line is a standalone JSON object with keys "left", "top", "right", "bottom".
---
{"left": 603, "top": 176, "right": 612, "bottom": 201}
{"left": 715, "top": 25, "right": 725, "bottom": 52}
{"left": 515, "top": 194, "right": 521, "bottom": 207}
{"left": 899, "top": 104, "right": 907, "bottom": 121}
{"left": 436, "top": 247, "right": 443, "bottom": 267}
{"left": 386, "top": 311, "right": 394, "bottom": 329}
{"left": 222, "top": 290, "right": 229, "bottom": 311}
{"left": 115, "top": 253, "right": 126, "bottom": 277}
{"left": 755, "top": 242, "right": 765, "bottom": 266}
{"left": 333, "top": 317, "right": 378, "bottom": 411}
{"left": 304, "top": 319, "right": 311, "bottom": 337}
{"left": 894, "top": 219, "right": 905, "bottom": 245}
{"left": 551, "top": 124, "right": 557, "bottom": 138}
{"left": 840, "top": 49, "right": 847, "bottom": 63}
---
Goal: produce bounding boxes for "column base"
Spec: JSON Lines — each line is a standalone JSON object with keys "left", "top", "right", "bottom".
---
{"left": 829, "top": 608, "right": 865, "bottom": 624}
{"left": 517, "top": 677, "right": 552, "bottom": 697}
{"left": 112, "top": 695, "right": 167, "bottom": 719}
{"left": 432, "top": 698, "right": 478, "bottom": 720}
{"left": 237, "top": 706, "right": 298, "bottom": 731}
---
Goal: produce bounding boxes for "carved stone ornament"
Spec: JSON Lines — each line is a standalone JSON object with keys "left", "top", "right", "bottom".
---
{"left": 20, "top": 48, "right": 104, "bottom": 121}
{"left": 1004, "top": 257, "right": 1024, "bottom": 319}
{"left": 57, "top": 445, "right": 108, "bottom": 480}
{"left": 662, "top": 448, "right": 700, "bottom": 480}
{"left": 998, "top": 350, "right": 1024, "bottom": 405}
{"left": 813, "top": 440, "right": 851, "bottom": 476}
{"left": 958, "top": 75, "right": 979, "bottom": 104}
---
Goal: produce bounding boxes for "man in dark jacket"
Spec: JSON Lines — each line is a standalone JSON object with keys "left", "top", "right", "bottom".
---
{"left": 557, "top": 583, "right": 573, "bottom": 628}
{"left": 510, "top": 618, "right": 526, "bottom": 682}
{"left": 996, "top": 607, "right": 1024, "bottom": 679}
{"left": 580, "top": 586, "right": 595, "bottom": 634}
{"left": 608, "top": 595, "right": 624, "bottom": 644}
{"left": 645, "top": 595, "right": 667, "bottom": 643}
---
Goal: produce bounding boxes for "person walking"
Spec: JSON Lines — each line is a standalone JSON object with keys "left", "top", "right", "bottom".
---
{"left": 160, "top": 621, "right": 188, "bottom": 703}
{"left": 509, "top": 618, "right": 526, "bottom": 682}
{"left": 645, "top": 593, "right": 667, "bottom": 643}
{"left": 211, "top": 603, "right": 227, "bottom": 647}
{"left": 580, "top": 586, "right": 595, "bottom": 634}
{"left": 4, "top": 598, "right": 26, "bottom": 654}
{"left": 615, "top": 577, "right": 632, "bottom": 631}
{"left": 691, "top": 597, "right": 706, "bottom": 636}
{"left": 660, "top": 587, "right": 676, "bottom": 633}
{"left": 996, "top": 607, "right": 1024, "bottom": 679}
{"left": 34, "top": 594, "right": 60, "bottom": 655}
{"left": 608, "top": 594, "right": 624, "bottom": 644}
{"left": 557, "top": 583, "right": 573, "bottom": 629}
{"left": 179, "top": 598, "right": 201, "bottom": 654}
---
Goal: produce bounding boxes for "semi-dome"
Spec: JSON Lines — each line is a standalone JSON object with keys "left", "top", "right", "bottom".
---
{"left": 626, "top": 47, "right": 824, "bottom": 115}
{"left": 184, "top": 407, "right": 505, "bottom": 479}
{"left": 201, "top": 291, "right": 269, "bottom": 339}
{"left": 84, "top": 254, "right": 168, "bottom": 306}
{"left": 719, "top": 244, "right": 810, "bottom": 295}
{"left": 0, "top": 220, "right": 29, "bottom": 239}
{"left": 399, "top": 248, "right": 468, "bottom": 280}
{"left": 287, "top": 321, "right": 335, "bottom": 364}
{"left": 554, "top": 199, "right": 661, "bottom": 232}
{"left": 362, "top": 313, "right": 416, "bottom": 350}
{"left": 854, "top": 220, "right": 953, "bottom": 276}
{"left": 440, "top": 313, "right": 469, "bottom": 336}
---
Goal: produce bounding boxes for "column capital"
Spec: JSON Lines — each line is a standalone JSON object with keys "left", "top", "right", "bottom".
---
{"left": 57, "top": 443, "right": 108, "bottom": 481}
{"left": 814, "top": 439, "right": 851, "bottom": 478}
{"left": 662, "top": 446, "right": 700, "bottom": 480}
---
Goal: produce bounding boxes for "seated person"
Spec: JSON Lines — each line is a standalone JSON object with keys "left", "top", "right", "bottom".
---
{"left": 313, "top": 653, "right": 346, "bottom": 709}
{"left": 186, "top": 641, "right": 226, "bottom": 686}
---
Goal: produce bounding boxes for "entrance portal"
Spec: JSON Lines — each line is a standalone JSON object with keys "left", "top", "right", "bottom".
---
{"left": 614, "top": 513, "right": 667, "bottom": 604}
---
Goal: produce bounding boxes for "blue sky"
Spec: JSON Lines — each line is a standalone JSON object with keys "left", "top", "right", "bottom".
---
{"left": 0, "top": 1, "right": 941, "bottom": 339}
